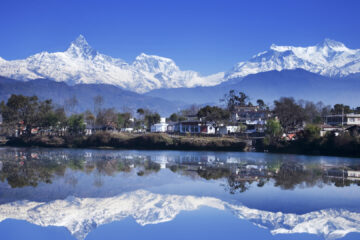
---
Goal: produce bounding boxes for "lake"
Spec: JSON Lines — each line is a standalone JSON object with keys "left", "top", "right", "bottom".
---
{"left": 0, "top": 147, "right": 360, "bottom": 240}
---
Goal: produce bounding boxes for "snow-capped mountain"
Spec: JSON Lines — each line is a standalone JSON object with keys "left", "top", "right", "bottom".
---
{"left": 1, "top": 37, "right": 360, "bottom": 93}
{"left": 0, "top": 35, "right": 225, "bottom": 93}
{"left": 226, "top": 39, "right": 360, "bottom": 79}
{"left": 0, "top": 190, "right": 359, "bottom": 240}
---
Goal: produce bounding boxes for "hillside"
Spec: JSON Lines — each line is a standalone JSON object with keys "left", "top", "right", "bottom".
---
{"left": 0, "top": 76, "right": 186, "bottom": 116}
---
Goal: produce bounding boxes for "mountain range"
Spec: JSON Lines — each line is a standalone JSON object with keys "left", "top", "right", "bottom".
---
{"left": 0, "top": 36, "right": 360, "bottom": 112}
{"left": 0, "top": 190, "right": 359, "bottom": 240}
{"left": 0, "top": 35, "right": 225, "bottom": 93}
{"left": 146, "top": 69, "right": 360, "bottom": 106}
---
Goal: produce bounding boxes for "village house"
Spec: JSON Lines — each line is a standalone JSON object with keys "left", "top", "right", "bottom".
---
{"left": 232, "top": 105, "right": 269, "bottom": 133}
{"left": 150, "top": 118, "right": 168, "bottom": 133}
{"left": 325, "top": 113, "right": 360, "bottom": 126}
{"left": 174, "top": 121, "right": 216, "bottom": 134}
{"left": 347, "top": 170, "right": 360, "bottom": 178}
{"left": 320, "top": 124, "right": 343, "bottom": 137}
{"left": 120, "top": 128, "right": 134, "bottom": 133}
{"left": 218, "top": 125, "right": 240, "bottom": 135}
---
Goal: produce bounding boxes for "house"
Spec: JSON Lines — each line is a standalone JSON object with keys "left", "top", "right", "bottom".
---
{"left": 320, "top": 124, "right": 343, "bottom": 137}
{"left": 175, "top": 121, "right": 216, "bottom": 134}
{"left": 244, "top": 119, "right": 266, "bottom": 133}
{"left": 150, "top": 118, "right": 168, "bottom": 133}
{"left": 120, "top": 128, "right": 134, "bottom": 133}
{"left": 347, "top": 170, "right": 360, "bottom": 179}
{"left": 232, "top": 106, "right": 269, "bottom": 133}
{"left": 218, "top": 125, "right": 240, "bottom": 135}
{"left": 325, "top": 113, "right": 360, "bottom": 126}
{"left": 233, "top": 106, "right": 269, "bottom": 122}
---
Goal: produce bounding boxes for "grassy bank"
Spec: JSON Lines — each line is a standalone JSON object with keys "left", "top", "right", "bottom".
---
{"left": 256, "top": 134, "right": 360, "bottom": 158}
{"left": 5, "top": 132, "right": 248, "bottom": 151}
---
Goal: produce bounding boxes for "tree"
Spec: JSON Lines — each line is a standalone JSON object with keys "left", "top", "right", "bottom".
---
{"left": 299, "top": 101, "right": 322, "bottom": 124}
{"left": 354, "top": 107, "right": 360, "bottom": 114}
{"left": 0, "top": 95, "right": 44, "bottom": 136}
{"left": 256, "top": 99, "right": 265, "bottom": 109}
{"left": 331, "top": 104, "right": 352, "bottom": 114}
{"left": 67, "top": 114, "right": 85, "bottom": 135}
{"left": 96, "top": 108, "right": 118, "bottom": 128}
{"left": 303, "top": 124, "right": 321, "bottom": 140}
{"left": 117, "top": 112, "right": 132, "bottom": 128}
{"left": 144, "top": 112, "right": 160, "bottom": 129}
{"left": 265, "top": 119, "right": 282, "bottom": 139}
{"left": 137, "top": 108, "right": 145, "bottom": 115}
{"left": 169, "top": 113, "right": 179, "bottom": 122}
{"left": 221, "top": 90, "right": 250, "bottom": 113}
{"left": 197, "top": 106, "right": 230, "bottom": 122}
{"left": 273, "top": 97, "right": 305, "bottom": 131}
{"left": 93, "top": 95, "right": 104, "bottom": 116}
{"left": 64, "top": 96, "right": 78, "bottom": 115}
{"left": 84, "top": 110, "right": 96, "bottom": 127}
{"left": 180, "top": 104, "right": 200, "bottom": 117}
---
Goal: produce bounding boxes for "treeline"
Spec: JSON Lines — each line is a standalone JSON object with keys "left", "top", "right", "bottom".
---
{"left": 0, "top": 94, "right": 162, "bottom": 136}
{"left": 261, "top": 97, "right": 360, "bottom": 157}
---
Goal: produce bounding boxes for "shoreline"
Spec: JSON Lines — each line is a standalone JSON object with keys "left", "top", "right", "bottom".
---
{"left": 3, "top": 132, "right": 249, "bottom": 152}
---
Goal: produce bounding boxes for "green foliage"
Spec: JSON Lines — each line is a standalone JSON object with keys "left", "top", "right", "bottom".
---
{"left": 331, "top": 104, "right": 352, "bottom": 114}
{"left": 169, "top": 113, "right": 179, "bottom": 122}
{"left": 197, "top": 105, "right": 230, "bottom": 122}
{"left": 144, "top": 112, "right": 160, "bottom": 129}
{"left": 256, "top": 99, "right": 266, "bottom": 109}
{"left": 273, "top": 97, "right": 305, "bottom": 131}
{"left": 266, "top": 119, "right": 282, "bottom": 138}
{"left": 117, "top": 112, "right": 132, "bottom": 128}
{"left": 303, "top": 124, "right": 321, "bottom": 140}
{"left": 67, "top": 114, "right": 85, "bottom": 134}
{"left": 0, "top": 94, "right": 67, "bottom": 135}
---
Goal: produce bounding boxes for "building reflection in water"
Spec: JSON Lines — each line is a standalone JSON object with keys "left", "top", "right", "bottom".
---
{"left": 0, "top": 148, "right": 359, "bottom": 192}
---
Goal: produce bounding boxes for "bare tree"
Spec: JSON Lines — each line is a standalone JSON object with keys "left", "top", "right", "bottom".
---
{"left": 64, "top": 96, "right": 78, "bottom": 115}
{"left": 93, "top": 95, "right": 104, "bottom": 116}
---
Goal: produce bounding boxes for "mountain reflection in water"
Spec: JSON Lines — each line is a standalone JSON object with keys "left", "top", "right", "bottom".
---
{"left": 0, "top": 147, "right": 360, "bottom": 240}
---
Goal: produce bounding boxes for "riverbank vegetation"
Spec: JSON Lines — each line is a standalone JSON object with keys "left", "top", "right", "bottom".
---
{"left": 1, "top": 92, "right": 360, "bottom": 156}
{"left": 5, "top": 132, "right": 248, "bottom": 151}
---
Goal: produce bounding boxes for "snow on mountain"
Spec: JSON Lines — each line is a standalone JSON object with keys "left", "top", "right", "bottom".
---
{"left": 1, "top": 37, "right": 360, "bottom": 93}
{"left": 0, "top": 190, "right": 359, "bottom": 240}
{"left": 0, "top": 35, "right": 225, "bottom": 93}
{"left": 225, "top": 38, "right": 360, "bottom": 79}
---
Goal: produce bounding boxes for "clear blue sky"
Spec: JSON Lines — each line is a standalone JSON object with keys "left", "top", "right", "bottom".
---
{"left": 1, "top": 0, "right": 360, "bottom": 75}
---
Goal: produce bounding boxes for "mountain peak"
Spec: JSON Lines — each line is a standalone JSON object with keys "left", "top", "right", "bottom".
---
{"left": 72, "top": 34, "right": 89, "bottom": 47}
{"left": 135, "top": 53, "right": 173, "bottom": 62}
{"left": 318, "top": 38, "right": 347, "bottom": 50}
{"left": 66, "top": 34, "right": 97, "bottom": 58}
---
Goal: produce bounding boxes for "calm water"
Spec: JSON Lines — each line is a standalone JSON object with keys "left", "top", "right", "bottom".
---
{"left": 0, "top": 147, "right": 360, "bottom": 240}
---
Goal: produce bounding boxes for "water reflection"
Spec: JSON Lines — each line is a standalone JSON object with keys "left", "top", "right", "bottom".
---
{"left": 1, "top": 147, "right": 360, "bottom": 240}
{"left": 0, "top": 148, "right": 359, "bottom": 192}
{"left": 0, "top": 190, "right": 359, "bottom": 240}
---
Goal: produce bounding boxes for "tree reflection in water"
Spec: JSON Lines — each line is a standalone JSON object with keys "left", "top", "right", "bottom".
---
{"left": 0, "top": 148, "right": 360, "bottom": 193}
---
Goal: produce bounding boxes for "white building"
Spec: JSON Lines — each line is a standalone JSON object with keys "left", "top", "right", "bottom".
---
{"left": 218, "top": 126, "right": 240, "bottom": 135}
{"left": 175, "top": 121, "right": 216, "bottom": 134}
{"left": 120, "top": 128, "right": 134, "bottom": 133}
{"left": 326, "top": 114, "right": 360, "bottom": 126}
{"left": 151, "top": 118, "right": 169, "bottom": 133}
